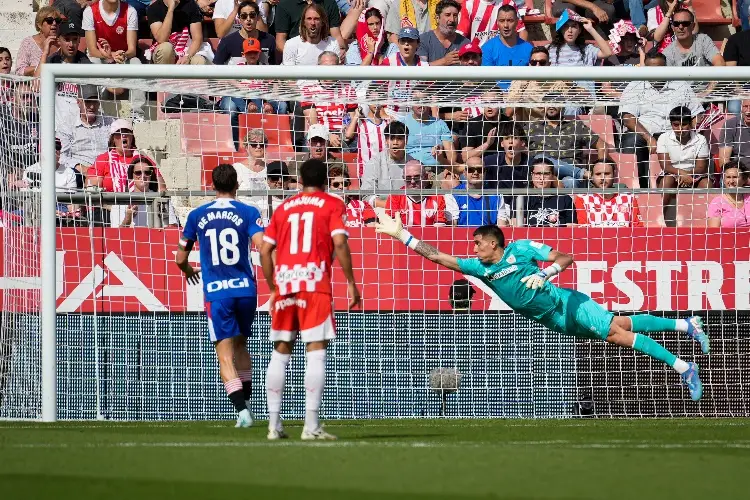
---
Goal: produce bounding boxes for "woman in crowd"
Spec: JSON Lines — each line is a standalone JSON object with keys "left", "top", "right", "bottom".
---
{"left": 708, "top": 161, "right": 750, "bottom": 228}
{"left": 15, "top": 6, "right": 62, "bottom": 76}
{"left": 353, "top": 7, "right": 391, "bottom": 66}
{"left": 118, "top": 157, "right": 179, "bottom": 228}
{"left": 233, "top": 128, "right": 270, "bottom": 207}
{"left": 0, "top": 47, "right": 13, "bottom": 105}
{"left": 523, "top": 157, "right": 576, "bottom": 227}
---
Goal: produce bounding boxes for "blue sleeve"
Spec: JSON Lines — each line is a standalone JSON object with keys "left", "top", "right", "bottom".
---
{"left": 245, "top": 205, "right": 264, "bottom": 239}
{"left": 438, "top": 120, "right": 452, "bottom": 142}
{"left": 182, "top": 210, "right": 197, "bottom": 242}
{"left": 457, "top": 257, "right": 485, "bottom": 278}
{"left": 514, "top": 240, "right": 552, "bottom": 262}
{"left": 481, "top": 40, "right": 495, "bottom": 66}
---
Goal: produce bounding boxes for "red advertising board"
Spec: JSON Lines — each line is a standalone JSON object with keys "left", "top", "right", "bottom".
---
{"left": 0, "top": 227, "right": 748, "bottom": 312}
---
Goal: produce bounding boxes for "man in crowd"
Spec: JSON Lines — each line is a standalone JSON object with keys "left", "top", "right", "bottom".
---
{"left": 416, "top": 0, "right": 467, "bottom": 66}
{"left": 663, "top": 8, "right": 723, "bottom": 68}
{"left": 361, "top": 121, "right": 414, "bottom": 206}
{"left": 0, "top": 82, "right": 40, "bottom": 192}
{"left": 404, "top": 105, "right": 456, "bottom": 173}
{"left": 445, "top": 157, "right": 511, "bottom": 227}
{"left": 719, "top": 99, "right": 750, "bottom": 168}
{"left": 457, "top": 0, "right": 528, "bottom": 47}
{"left": 275, "top": 0, "right": 344, "bottom": 54}
{"left": 575, "top": 159, "right": 644, "bottom": 227}
{"left": 385, "top": 160, "right": 453, "bottom": 226}
{"left": 483, "top": 122, "right": 530, "bottom": 190}
{"left": 480, "top": 3, "right": 532, "bottom": 77}
{"left": 292, "top": 124, "right": 347, "bottom": 179}
{"left": 327, "top": 165, "right": 378, "bottom": 227}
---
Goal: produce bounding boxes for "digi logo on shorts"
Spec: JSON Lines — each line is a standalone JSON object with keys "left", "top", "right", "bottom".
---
{"left": 207, "top": 278, "right": 250, "bottom": 293}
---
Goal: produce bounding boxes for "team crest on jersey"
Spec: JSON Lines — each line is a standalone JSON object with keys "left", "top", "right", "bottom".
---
{"left": 116, "top": 26, "right": 125, "bottom": 35}
{"left": 506, "top": 255, "right": 516, "bottom": 264}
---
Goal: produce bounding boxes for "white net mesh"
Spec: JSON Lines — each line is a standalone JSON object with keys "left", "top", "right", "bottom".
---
{"left": 2, "top": 67, "right": 750, "bottom": 420}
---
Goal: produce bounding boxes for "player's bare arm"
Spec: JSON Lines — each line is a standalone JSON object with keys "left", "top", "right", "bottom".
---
{"left": 519, "top": 248, "right": 575, "bottom": 290}
{"left": 175, "top": 238, "right": 200, "bottom": 285}
{"left": 332, "top": 233, "right": 361, "bottom": 309}
{"left": 259, "top": 239, "right": 277, "bottom": 302}
{"left": 374, "top": 209, "right": 461, "bottom": 272}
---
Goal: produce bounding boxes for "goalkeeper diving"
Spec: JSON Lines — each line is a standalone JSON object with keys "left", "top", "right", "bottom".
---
{"left": 374, "top": 210, "right": 709, "bottom": 401}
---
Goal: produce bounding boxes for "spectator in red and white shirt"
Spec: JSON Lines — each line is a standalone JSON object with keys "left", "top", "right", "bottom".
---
{"left": 301, "top": 51, "right": 358, "bottom": 150}
{"left": 457, "top": 0, "right": 527, "bottom": 47}
{"left": 385, "top": 160, "right": 453, "bottom": 226}
{"left": 88, "top": 119, "right": 164, "bottom": 193}
{"left": 574, "top": 159, "right": 644, "bottom": 227}
{"left": 327, "top": 164, "right": 377, "bottom": 227}
{"left": 84, "top": 0, "right": 146, "bottom": 120}
{"left": 344, "top": 104, "right": 388, "bottom": 178}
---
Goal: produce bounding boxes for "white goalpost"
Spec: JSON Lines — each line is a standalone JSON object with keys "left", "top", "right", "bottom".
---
{"left": 11, "top": 63, "right": 749, "bottom": 422}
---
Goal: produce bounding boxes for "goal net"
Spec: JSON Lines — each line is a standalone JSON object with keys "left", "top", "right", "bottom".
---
{"left": 1, "top": 65, "right": 749, "bottom": 421}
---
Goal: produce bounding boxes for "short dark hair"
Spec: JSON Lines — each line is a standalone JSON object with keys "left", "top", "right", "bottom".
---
{"left": 0, "top": 47, "right": 11, "bottom": 60}
{"left": 497, "top": 122, "right": 527, "bottom": 144}
{"left": 384, "top": 120, "right": 408, "bottom": 137}
{"left": 645, "top": 49, "right": 666, "bottom": 64}
{"left": 497, "top": 4, "right": 518, "bottom": 18}
{"left": 530, "top": 46, "right": 549, "bottom": 58}
{"left": 672, "top": 8, "right": 695, "bottom": 23}
{"left": 473, "top": 225, "right": 505, "bottom": 248}
{"left": 669, "top": 106, "right": 693, "bottom": 124}
{"left": 435, "top": 0, "right": 460, "bottom": 16}
{"left": 724, "top": 160, "right": 750, "bottom": 177}
{"left": 531, "top": 157, "right": 555, "bottom": 170}
{"left": 238, "top": 0, "right": 259, "bottom": 14}
{"left": 212, "top": 163, "right": 239, "bottom": 193}
{"left": 300, "top": 158, "right": 328, "bottom": 188}
{"left": 592, "top": 157, "right": 617, "bottom": 175}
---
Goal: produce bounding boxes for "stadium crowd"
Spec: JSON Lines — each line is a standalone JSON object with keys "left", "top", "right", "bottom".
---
{"left": 0, "top": 0, "right": 749, "bottom": 229}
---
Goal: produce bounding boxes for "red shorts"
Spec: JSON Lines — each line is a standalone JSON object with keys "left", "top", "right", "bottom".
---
{"left": 269, "top": 291, "right": 335, "bottom": 343}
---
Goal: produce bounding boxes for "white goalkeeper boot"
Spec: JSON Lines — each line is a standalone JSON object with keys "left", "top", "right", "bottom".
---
{"left": 301, "top": 426, "right": 337, "bottom": 441}
{"left": 235, "top": 409, "right": 253, "bottom": 428}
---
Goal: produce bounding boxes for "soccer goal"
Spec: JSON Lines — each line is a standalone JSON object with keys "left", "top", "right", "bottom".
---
{"left": 1, "top": 64, "right": 748, "bottom": 422}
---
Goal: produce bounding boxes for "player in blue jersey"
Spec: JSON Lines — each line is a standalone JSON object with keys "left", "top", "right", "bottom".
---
{"left": 176, "top": 164, "right": 265, "bottom": 427}
{"left": 374, "top": 211, "right": 710, "bottom": 401}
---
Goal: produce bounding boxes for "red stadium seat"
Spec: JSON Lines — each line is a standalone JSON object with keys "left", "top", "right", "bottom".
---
{"left": 238, "top": 113, "right": 295, "bottom": 155}
{"left": 609, "top": 152, "right": 639, "bottom": 189}
{"left": 522, "top": 0, "right": 545, "bottom": 25}
{"left": 579, "top": 114, "right": 615, "bottom": 148}
{"left": 693, "top": 0, "right": 731, "bottom": 25}
{"left": 676, "top": 193, "right": 710, "bottom": 227}
{"left": 637, "top": 194, "right": 665, "bottom": 227}
{"left": 201, "top": 153, "right": 243, "bottom": 189}
{"left": 171, "top": 112, "right": 234, "bottom": 154}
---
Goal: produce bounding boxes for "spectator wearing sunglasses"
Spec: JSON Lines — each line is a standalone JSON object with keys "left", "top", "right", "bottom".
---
{"left": 253, "top": 161, "right": 295, "bottom": 224}
{"left": 118, "top": 157, "right": 179, "bottom": 228}
{"left": 327, "top": 165, "right": 377, "bottom": 227}
{"left": 214, "top": 1, "right": 276, "bottom": 65}
{"left": 53, "top": 0, "right": 91, "bottom": 36}
{"left": 234, "top": 128, "right": 269, "bottom": 206}
{"left": 15, "top": 6, "right": 63, "bottom": 76}
{"left": 445, "top": 156, "right": 511, "bottom": 227}
{"left": 662, "top": 9, "right": 723, "bottom": 69}
{"left": 647, "top": 0, "right": 698, "bottom": 54}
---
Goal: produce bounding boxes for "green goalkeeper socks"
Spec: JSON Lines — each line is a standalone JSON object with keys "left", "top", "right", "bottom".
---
{"left": 632, "top": 333, "right": 678, "bottom": 367}
{"left": 630, "top": 315, "right": 680, "bottom": 333}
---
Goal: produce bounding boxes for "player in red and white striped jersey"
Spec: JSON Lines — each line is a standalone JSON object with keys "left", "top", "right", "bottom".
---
{"left": 327, "top": 164, "right": 378, "bottom": 227}
{"left": 574, "top": 160, "right": 644, "bottom": 227}
{"left": 260, "top": 158, "right": 361, "bottom": 441}
{"left": 344, "top": 104, "right": 389, "bottom": 177}
{"left": 385, "top": 160, "right": 455, "bottom": 226}
{"left": 457, "top": 0, "right": 526, "bottom": 47}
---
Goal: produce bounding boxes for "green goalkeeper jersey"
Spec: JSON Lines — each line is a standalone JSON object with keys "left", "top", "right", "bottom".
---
{"left": 457, "top": 239, "right": 563, "bottom": 323}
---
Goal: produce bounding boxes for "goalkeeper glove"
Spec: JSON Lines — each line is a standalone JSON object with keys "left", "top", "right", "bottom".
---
{"left": 374, "top": 208, "right": 420, "bottom": 250}
{"left": 520, "top": 263, "right": 562, "bottom": 290}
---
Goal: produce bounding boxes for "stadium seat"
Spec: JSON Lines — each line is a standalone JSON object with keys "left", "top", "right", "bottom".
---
{"left": 238, "top": 113, "right": 295, "bottom": 157}
{"left": 578, "top": 114, "right": 615, "bottom": 148}
{"left": 676, "top": 193, "right": 710, "bottom": 227}
{"left": 522, "top": 0, "right": 545, "bottom": 25}
{"left": 201, "top": 153, "right": 243, "bottom": 189}
{"left": 609, "top": 152, "right": 639, "bottom": 189}
{"left": 173, "top": 113, "right": 234, "bottom": 154}
{"left": 693, "top": 0, "right": 732, "bottom": 25}
{"left": 637, "top": 194, "right": 665, "bottom": 227}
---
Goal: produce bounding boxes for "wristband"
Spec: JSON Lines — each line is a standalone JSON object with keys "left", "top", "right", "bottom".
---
{"left": 398, "top": 229, "right": 420, "bottom": 250}
{"left": 542, "top": 262, "right": 562, "bottom": 277}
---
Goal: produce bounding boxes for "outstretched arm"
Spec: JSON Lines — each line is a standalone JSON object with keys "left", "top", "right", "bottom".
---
{"left": 546, "top": 249, "right": 574, "bottom": 273}
{"left": 374, "top": 209, "right": 461, "bottom": 272}
{"left": 520, "top": 248, "right": 573, "bottom": 290}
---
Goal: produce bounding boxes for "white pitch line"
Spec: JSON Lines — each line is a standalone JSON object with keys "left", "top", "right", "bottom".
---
{"left": 6, "top": 440, "right": 750, "bottom": 450}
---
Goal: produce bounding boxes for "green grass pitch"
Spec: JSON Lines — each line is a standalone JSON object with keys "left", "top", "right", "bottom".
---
{"left": 1, "top": 419, "right": 748, "bottom": 499}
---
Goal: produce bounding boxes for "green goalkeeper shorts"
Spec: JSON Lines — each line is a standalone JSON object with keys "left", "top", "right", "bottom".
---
{"left": 540, "top": 288, "right": 614, "bottom": 340}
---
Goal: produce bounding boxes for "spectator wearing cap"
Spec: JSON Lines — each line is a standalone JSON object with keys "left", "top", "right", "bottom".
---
{"left": 385, "top": 0, "right": 439, "bottom": 42}
{"left": 385, "top": 159, "right": 456, "bottom": 226}
{"left": 300, "top": 51, "right": 358, "bottom": 150}
{"left": 415, "top": 0, "right": 467, "bottom": 66}
{"left": 220, "top": 37, "right": 286, "bottom": 150}
{"left": 292, "top": 124, "right": 348, "bottom": 178}
{"left": 57, "top": 85, "right": 114, "bottom": 180}
{"left": 404, "top": 105, "right": 456, "bottom": 171}
{"left": 448, "top": 278, "right": 475, "bottom": 312}
{"left": 54, "top": 0, "right": 91, "bottom": 36}
{"left": 434, "top": 39, "right": 484, "bottom": 136}
{"left": 148, "top": 0, "right": 212, "bottom": 65}
{"left": 601, "top": 20, "right": 645, "bottom": 108}
{"left": 83, "top": 0, "right": 146, "bottom": 121}
{"left": 282, "top": 4, "right": 340, "bottom": 66}
{"left": 327, "top": 164, "right": 378, "bottom": 227}
{"left": 88, "top": 118, "right": 162, "bottom": 193}
{"left": 445, "top": 156, "right": 511, "bottom": 227}
{"left": 275, "top": 0, "right": 344, "bottom": 56}
{"left": 15, "top": 6, "right": 63, "bottom": 77}
{"left": 480, "top": 3, "right": 532, "bottom": 86}
{"left": 214, "top": 1, "right": 277, "bottom": 65}
{"left": 254, "top": 160, "right": 295, "bottom": 224}
{"left": 362, "top": 120, "right": 415, "bottom": 206}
